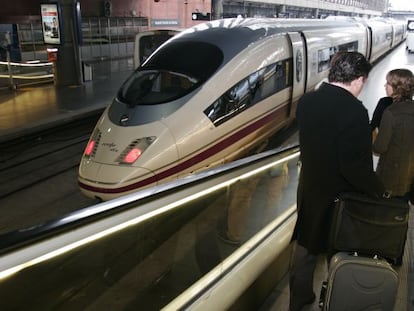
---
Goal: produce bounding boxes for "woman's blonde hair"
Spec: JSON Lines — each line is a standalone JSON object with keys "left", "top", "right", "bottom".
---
{"left": 386, "top": 68, "right": 414, "bottom": 102}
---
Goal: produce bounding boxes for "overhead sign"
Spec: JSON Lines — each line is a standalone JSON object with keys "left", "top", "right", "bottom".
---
{"left": 192, "top": 12, "right": 211, "bottom": 21}
{"left": 151, "top": 19, "right": 180, "bottom": 27}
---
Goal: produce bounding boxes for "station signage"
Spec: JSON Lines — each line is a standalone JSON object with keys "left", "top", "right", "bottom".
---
{"left": 151, "top": 19, "right": 180, "bottom": 27}
{"left": 40, "top": 3, "right": 63, "bottom": 45}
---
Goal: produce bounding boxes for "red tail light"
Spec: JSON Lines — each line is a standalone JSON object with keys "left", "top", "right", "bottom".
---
{"left": 123, "top": 148, "right": 142, "bottom": 163}
{"left": 85, "top": 140, "right": 96, "bottom": 156}
{"left": 117, "top": 136, "right": 156, "bottom": 164}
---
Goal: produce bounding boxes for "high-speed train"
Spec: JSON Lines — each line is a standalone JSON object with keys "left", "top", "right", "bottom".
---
{"left": 78, "top": 17, "right": 405, "bottom": 201}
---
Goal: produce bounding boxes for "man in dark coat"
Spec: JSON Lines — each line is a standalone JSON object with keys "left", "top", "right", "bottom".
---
{"left": 289, "top": 52, "right": 385, "bottom": 311}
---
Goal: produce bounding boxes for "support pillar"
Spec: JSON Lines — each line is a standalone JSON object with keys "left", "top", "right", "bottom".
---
{"left": 212, "top": 0, "right": 223, "bottom": 20}
{"left": 54, "top": 0, "right": 82, "bottom": 87}
{"left": 278, "top": 5, "right": 287, "bottom": 18}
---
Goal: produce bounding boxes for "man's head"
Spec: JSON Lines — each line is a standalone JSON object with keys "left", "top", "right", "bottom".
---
{"left": 328, "top": 52, "right": 371, "bottom": 97}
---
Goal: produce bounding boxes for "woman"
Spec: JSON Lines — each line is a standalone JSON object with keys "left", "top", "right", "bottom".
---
{"left": 371, "top": 96, "right": 393, "bottom": 141}
{"left": 373, "top": 68, "right": 414, "bottom": 202}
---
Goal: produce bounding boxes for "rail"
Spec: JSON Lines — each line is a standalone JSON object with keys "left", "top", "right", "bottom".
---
{"left": 0, "top": 60, "right": 54, "bottom": 89}
{"left": 0, "top": 144, "right": 300, "bottom": 309}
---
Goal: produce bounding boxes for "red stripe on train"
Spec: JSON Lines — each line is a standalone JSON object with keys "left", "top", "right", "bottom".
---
{"left": 79, "top": 105, "right": 288, "bottom": 194}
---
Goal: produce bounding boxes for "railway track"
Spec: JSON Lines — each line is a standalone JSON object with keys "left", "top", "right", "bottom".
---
{"left": 0, "top": 112, "right": 298, "bottom": 235}
{"left": 0, "top": 114, "right": 102, "bottom": 234}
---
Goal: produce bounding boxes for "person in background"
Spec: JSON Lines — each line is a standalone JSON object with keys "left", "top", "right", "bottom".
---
{"left": 51, "top": 17, "right": 59, "bottom": 38}
{"left": 373, "top": 68, "right": 414, "bottom": 203}
{"left": 289, "top": 51, "right": 385, "bottom": 311}
{"left": 371, "top": 96, "right": 393, "bottom": 141}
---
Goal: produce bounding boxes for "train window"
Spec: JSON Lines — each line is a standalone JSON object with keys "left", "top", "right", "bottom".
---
{"left": 259, "top": 59, "right": 293, "bottom": 98}
{"left": 205, "top": 59, "right": 292, "bottom": 126}
{"left": 318, "top": 47, "right": 336, "bottom": 73}
{"left": 117, "top": 70, "right": 198, "bottom": 106}
{"left": 296, "top": 50, "right": 303, "bottom": 83}
{"left": 317, "top": 41, "right": 359, "bottom": 73}
{"left": 110, "top": 41, "right": 224, "bottom": 126}
{"left": 338, "top": 41, "right": 358, "bottom": 52}
{"left": 139, "top": 32, "right": 176, "bottom": 65}
{"left": 143, "top": 41, "right": 224, "bottom": 85}
{"left": 386, "top": 32, "right": 392, "bottom": 41}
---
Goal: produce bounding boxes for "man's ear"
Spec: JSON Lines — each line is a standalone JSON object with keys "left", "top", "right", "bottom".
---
{"left": 350, "top": 76, "right": 366, "bottom": 96}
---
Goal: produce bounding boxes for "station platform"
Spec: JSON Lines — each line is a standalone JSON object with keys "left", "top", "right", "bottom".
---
{"left": 0, "top": 62, "right": 132, "bottom": 142}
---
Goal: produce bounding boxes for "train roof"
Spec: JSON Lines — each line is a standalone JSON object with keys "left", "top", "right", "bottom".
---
{"left": 170, "top": 18, "right": 366, "bottom": 59}
{"left": 176, "top": 17, "right": 365, "bottom": 43}
{"left": 187, "top": 17, "right": 363, "bottom": 31}
{"left": 142, "top": 17, "right": 367, "bottom": 84}
{"left": 144, "top": 18, "right": 365, "bottom": 71}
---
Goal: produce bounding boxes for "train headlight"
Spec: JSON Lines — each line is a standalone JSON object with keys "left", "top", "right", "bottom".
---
{"left": 84, "top": 129, "right": 102, "bottom": 157}
{"left": 123, "top": 148, "right": 142, "bottom": 164}
{"left": 84, "top": 141, "right": 96, "bottom": 156}
{"left": 118, "top": 136, "right": 156, "bottom": 164}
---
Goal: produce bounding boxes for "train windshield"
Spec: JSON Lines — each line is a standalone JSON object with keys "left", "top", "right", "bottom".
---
{"left": 117, "top": 70, "right": 198, "bottom": 105}
{"left": 118, "top": 41, "right": 223, "bottom": 106}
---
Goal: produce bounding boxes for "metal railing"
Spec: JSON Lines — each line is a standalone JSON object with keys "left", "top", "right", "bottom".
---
{"left": 0, "top": 144, "right": 300, "bottom": 310}
{"left": 0, "top": 59, "right": 54, "bottom": 89}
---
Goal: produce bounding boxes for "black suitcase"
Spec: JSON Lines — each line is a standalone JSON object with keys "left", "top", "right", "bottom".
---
{"left": 329, "top": 192, "right": 409, "bottom": 264}
{"left": 321, "top": 252, "right": 398, "bottom": 311}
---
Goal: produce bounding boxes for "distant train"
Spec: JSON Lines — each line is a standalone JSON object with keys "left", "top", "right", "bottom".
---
{"left": 406, "top": 19, "right": 414, "bottom": 53}
{"left": 133, "top": 29, "right": 181, "bottom": 69}
{"left": 78, "top": 17, "right": 406, "bottom": 201}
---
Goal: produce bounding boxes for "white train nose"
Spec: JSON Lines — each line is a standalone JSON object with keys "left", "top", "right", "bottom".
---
{"left": 79, "top": 162, "right": 154, "bottom": 184}
{"left": 78, "top": 163, "right": 156, "bottom": 199}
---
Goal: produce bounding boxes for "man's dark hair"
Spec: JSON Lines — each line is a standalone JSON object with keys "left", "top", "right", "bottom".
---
{"left": 328, "top": 51, "right": 372, "bottom": 84}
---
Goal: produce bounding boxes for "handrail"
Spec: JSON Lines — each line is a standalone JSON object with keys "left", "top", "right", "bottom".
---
{"left": 163, "top": 205, "right": 297, "bottom": 310}
{"left": 0, "top": 143, "right": 300, "bottom": 310}
{"left": 0, "top": 60, "right": 54, "bottom": 88}
{"left": 0, "top": 61, "right": 53, "bottom": 67}
{"left": 0, "top": 144, "right": 299, "bottom": 279}
{"left": 0, "top": 143, "right": 299, "bottom": 254}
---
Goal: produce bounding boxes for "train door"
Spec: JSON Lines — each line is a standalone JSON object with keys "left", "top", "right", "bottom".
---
{"left": 407, "top": 20, "right": 414, "bottom": 53}
{"left": 368, "top": 26, "right": 374, "bottom": 60}
{"left": 287, "top": 32, "right": 307, "bottom": 118}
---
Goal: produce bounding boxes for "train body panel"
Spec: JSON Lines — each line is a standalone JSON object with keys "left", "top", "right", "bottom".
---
{"left": 78, "top": 17, "right": 401, "bottom": 200}
{"left": 79, "top": 110, "right": 179, "bottom": 199}
{"left": 325, "top": 16, "right": 404, "bottom": 62}
{"left": 366, "top": 20, "right": 393, "bottom": 62}
{"left": 407, "top": 33, "right": 414, "bottom": 53}
{"left": 390, "top": 20, "right": 406, "bottom": 47}
{"left": 165, "top": 34, "right": 293, "bottom": 166}
{"left": 301, "top": 25, "right": 368, "bottom": 91}
{"left": 80, "top": 164, "right": 155, "bottom": 188}
{"left": 407, "top": 20, "right": 414, "bottom": 53}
